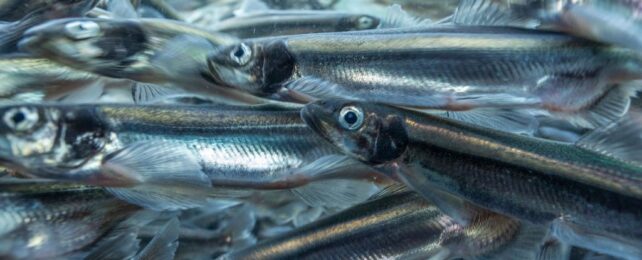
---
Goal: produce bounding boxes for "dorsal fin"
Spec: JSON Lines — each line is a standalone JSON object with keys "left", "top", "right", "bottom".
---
{"left": 577, "top": 108, "right": 642, "bottom": 165}
{"left": 453, "top": 0, "right": 539, "bottom": 28}
{"left": 379, "top": 4, "right": 432, "bottom": 29}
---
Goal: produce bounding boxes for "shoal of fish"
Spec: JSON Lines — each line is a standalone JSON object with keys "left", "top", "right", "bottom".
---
{"left": 0, "top": 0, "right": 641, "bottom": 259}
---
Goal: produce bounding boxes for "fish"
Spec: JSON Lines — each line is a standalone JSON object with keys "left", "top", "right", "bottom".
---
{"left": 207, "top": 25, "right": 642, "bottom": 129}
{"left": 0, "top": 103, "right": 380, "bottom": 211}
{"left": 0, "top": 0, "right": 98, "bottom": 53}
{"left": 0, "top": 178, "right": 141, "bottom": 259}
{"left": 0, "top": 55, "right": 112, "bottom": 102}
{"left": 222, "top": 191, "right": 549, "bottom": 260}
{"left": 453, "top": 0, "right": 642, "bottom": 54}
{"left": 0, "top": 0, "right": 97, "bottom": 22}
{"left": 19, "top": 17, "right": 267, "bottom": 104}
{"left": 301, "top": 99, "right": 642, "bottom": 259}
{"left": 211, "top": 10, "right": 380, "bottom": 38}
{"left": 260, "top": 0, "right": 339, "bottom": 10}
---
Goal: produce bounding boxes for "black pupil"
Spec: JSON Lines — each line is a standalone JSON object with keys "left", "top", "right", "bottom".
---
{"left": 344, "top": 111, "right": 358, "bottom": 125}
{"left": 233, "top": 47, "right": 244, "bottom": 58}
{"left": 11, "top": 112, "right": 25, "bottom": 125}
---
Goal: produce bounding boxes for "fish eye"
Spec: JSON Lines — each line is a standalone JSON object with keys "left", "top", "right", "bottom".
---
{"left": 3, "top": 107, "right": 39, "bottom": 132}
{"left": 356, "top": 16, "right": 375, "bottom": 29}
{"left": 339, "top": 106, "right": 364, "bottom": 130}
{"left": 64, "top": 21, "right": 100, "bottom": 40}
{"left": 229, "top": 43, "right": 252, "bottom": 66}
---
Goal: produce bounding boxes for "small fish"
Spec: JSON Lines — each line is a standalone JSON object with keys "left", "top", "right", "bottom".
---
{"left": 0, "top": 178, "right": 140, "bottom": 259}
{"left": 0, "top": 0, "right": 97, "bottom": 22}
{"left": 212, "top": 11, "right": 379, "bottom": 38}
{"left": 301, "top": 99, "right": 642, "bottom": 259}
{"left": 260, "top": 0, "right": 338, "bottom": 10}
{"left": 211, "top": 0, "right": 379, "bottom": 38}
{"left": 454, "top": 0, "right": 642, "bottom": 53}
{"left": 0, "top": 0, "right": 98, "bottom": 53}
{"left": 207, "top": 25, "right": 642, "bottom": 129}
{"left": 19, "top": 17, "right": 266, "bottom": 104}
{"left": 0, "top": 103, "right": 380, "bottom": 211}
{"left": 223, "top": 191, "right": 549, "bottom": 260}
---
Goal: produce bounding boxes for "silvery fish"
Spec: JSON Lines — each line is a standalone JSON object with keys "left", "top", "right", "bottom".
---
{"left": 211, "top": 10, "right": 380, "bottom": 38}
{"left": 0, "top": 0, "right": 98, "bottom": 53}
{"left": 453, "top": 0, "right": 642, "bottom": 53}
{"left": 0, "top": 178, "right": 140, "bottom": 259}
{"left": 0, "top": 103, "right": 379, "bottom": 211}
{"left": 301, "top": 99, "right": 642, "bottom": 259}
{"left": 223, "top": 191, "right": 549, "bottom": 260}
{"left": 0, "top": 0, "right": 96, "bottom": 22}
{"left": 207, "top": 25, "right": 642, "bottom": 129}
{"left": 19, "top": 17, "right": 266, "bottom": 104}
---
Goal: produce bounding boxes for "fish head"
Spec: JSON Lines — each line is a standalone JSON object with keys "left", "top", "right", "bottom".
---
{"left": 19, "top": 18, "right": 147, "bottom": 78}
{"left": 301, "top": 99, "right": 409, "bottom": 164}
{"left": 207, "top": 40, "right": 294, "bottom": 96}
{"left": 0, "top": 105, "right": 108, "bottom": 176}
{"left": 338, "top": 15, "right": 380, "bottom": 31}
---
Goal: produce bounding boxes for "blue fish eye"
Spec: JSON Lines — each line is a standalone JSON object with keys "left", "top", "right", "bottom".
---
{"left": 11, "top": 111, "right": 25, "bottom": 124}
{"left": 339, "top": 106, "right": 364, "bottom": 130}
{"left": 344, "top": 111, "right": 357, "bottom": 124}
{"left": 233, "top": 47, "right": 244, "bottom": 58}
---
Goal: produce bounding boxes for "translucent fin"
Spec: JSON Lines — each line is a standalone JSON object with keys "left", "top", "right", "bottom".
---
{"left": 564, "top": 84, "right": 638, "bottom": 129}
{"left": 152, "top": 35, "right": 216, "bottom": 78}
{"left": 107, "top": 0, "right": 139, "bottom": 19}
{"left": 474, "top": 223, "right": 548, "bottom": 260}
{"left": 134, "top": 218, "right": 179, "bottom": 260}
{"left": 289, "top": 154, "right": 379, "bottom": 182}
{"left": 58, "top": 80, "right": 105, "bottom": 103}
{"left": 284, "top": 77, "right": 346, "bottom": 101}
{"left": 84, "top": 227, "right": 140, "bottom": 260}
{"left": 101, "top": 141, "right": 214, "bottom": 211}
{"left": 379, "top": 4, "right": 432, "bottom": 29}
{"left": 369, "top": 183, "right": 410, "bottom": 200}
{"left": 233, "top": 0, "right": 270, "bottom": 17}
{"left": 453, "top": 0, "right": 538, "bottom": 27}
{"left": 536, "top": 240, "right": 571, "bottom": 260}
{"left": 393, "top": 163, "right": 476, "bottom": 225}
{"left": 577, "top": 109, "right": 642, "bottom": 165}
{"left": 551, "top": 219, "right": 642, "bottom": 260}
{"left": 441, "top": 108, "right": 539, "bottom": 135}
{"left": 292, "top": 179, "right": 379, "bottom": 209}
{"left": 293, "top": 207, "right": 324, "bottom": 227}
{"left": 131, "top": 83, "right": 181, "bottom": 104}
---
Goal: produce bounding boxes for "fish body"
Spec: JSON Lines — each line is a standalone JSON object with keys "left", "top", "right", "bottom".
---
{"left": 19, "top": 17, "right": 271, "bottom": 104}
{"left": 224, "top": 192, "right": 536, "bottom": 260}
{"left": 0, "top": 179, "right": 140, "bottom": 259}
{"left": 0, "top": 0, "right": 98, "bottom": 53}
{"left": 211, "top": 11, "right": 379, "bottom": 38}
{"left": 455, "top": 0, "right": 642, "bottom": 53}
{"left": 0, "top": 103, "right": 346, "bottom": 189}
{"left": 301, "top": 99, "right": 642, "bottom": 258}
{"left": 209, "top": 26, "right": 642, "bottom": 127}
{"left": 0, "top": 55, "right": 103, "bottom": 102}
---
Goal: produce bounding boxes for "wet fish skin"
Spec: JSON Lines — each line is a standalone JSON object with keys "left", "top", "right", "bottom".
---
{"left": 211, "top": 11, "right": 380, "bottom": 38}
{"left": 0, "top": 179, "right": 140, "bottom": 259}
{"left": 461, "top": 0, "right": 642, "bottom": 53}
{"left": 223, "top": 192, "right": 527, "bottom": 260}
{"left": 0, "top": 0, "right": 99, "bottom": 53}
{"left": 0, "top": 0, "right": 98, "bottom": 22}
{"left": 208, "top": 26, "right": 642, "bottom": 127}
{"left": 18, "top": 17, "right": 271, "bottom": 104}
{"left": 0, "top": 55, "right": 104, "bottom": 102}
{"left": 0, "top": 103, "right": 346, "bottom": 188}
{"left": 301, "top": 99, "right": 642, "bottom": 257}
